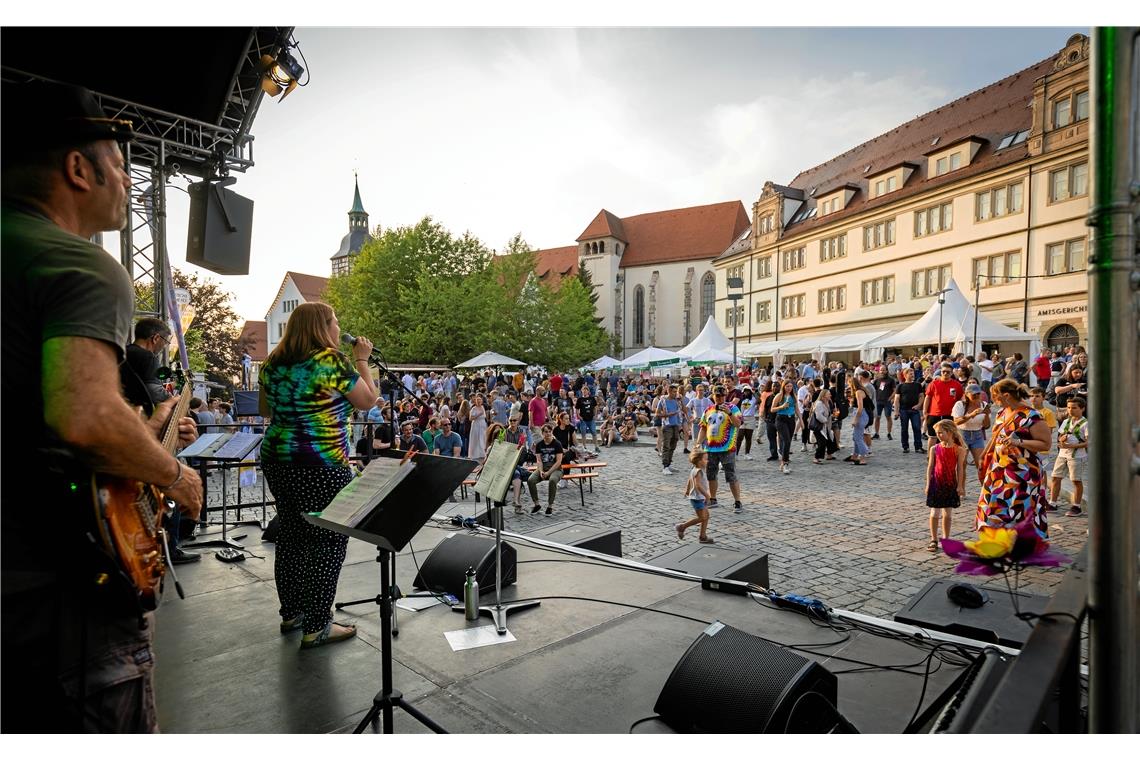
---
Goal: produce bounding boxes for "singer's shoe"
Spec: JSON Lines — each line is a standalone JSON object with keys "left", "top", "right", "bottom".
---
{"left": 300, "top": 621, "right": 357, "bottom": 650}
{"left": 280, "top": 613, "right": 304, "bottom": 634}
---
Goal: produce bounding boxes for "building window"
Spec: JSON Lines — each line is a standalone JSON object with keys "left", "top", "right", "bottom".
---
{"left": 1075, "top": 90, "right": 1089, "bottom": 122}
{"left": 914, "top": 201, "right": 953, "bottom": 238}
{"left": 861, "top": 276, "right": 895, "bottom": 306}
{"left": 782, "top": 247, "right": 806, "bottom": 272}
{"left": 759, "top": 215, "right": 774, "bottom": 234}
{"left": 756, "top": 301, "right": 771, "bottom": 323}
{"left": 1049, "top": 162, "right": 1089, "bottom": 202}
{"left": 950, "top": 152, "right": 961, "bottom": 171}
{"left": 277, "top": 322, "right": 285, "bottom": 339}
{"left": 700, "top": 272, "right": 715, "bottom": 325}
{"left": 817, "top": 285, "right": 846, "bottom": 314}
{"left": 976, "top": 181, "right": 1024, "bottom": 221}
{"left": 727, "top": 264, "right": 744, "bottom": 282}
{"left": 911, "top": 264, "right": 953, "bottom": 298}
{"left": 1046, "top": 323, "right": 1080, "bottom": 351}
{"left": 819, "top": 233, "right": 847, "bottom": 262}
{"left": 724, "top": 306, "right": 745, "bottom": 327}
{"left": 633, "top": 285, "right": 645, "bottom": 346}
{"left": 1046, "top": 238, "right": 1086, "bottom": 276}
{"left": 781, "top": 293, "right": 806, "bottom": 319}
{"left": 283, "top": 299, "right": 299, "bottom": 313}
{"left": 1053, "top": 97, "right": 1072, "bottom": 129}
{"left": 755, "top": 256, "right": 772, "bottom": 280}
{"left": 972, "top": 251, "right": 1022, "bottom": 287}
{"left": 863, "top": 218, "right": 896, "bottom": 251}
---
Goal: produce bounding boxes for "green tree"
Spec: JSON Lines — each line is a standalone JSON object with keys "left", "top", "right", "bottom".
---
{"left": 171, "top": 270, "right": 248, "bottom": 397}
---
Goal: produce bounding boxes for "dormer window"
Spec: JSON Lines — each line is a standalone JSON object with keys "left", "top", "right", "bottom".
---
{"left": 759, "top": 214, "right": 775, "bottom": 234}
{"left": 1052, "top": 90, "right": 1089, "bottom": 129}
{"left": 926, "top": 136, "right": 984, "bottom": 178}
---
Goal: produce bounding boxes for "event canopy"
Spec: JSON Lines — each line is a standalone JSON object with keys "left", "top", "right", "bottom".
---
{"left": 620, "top": 346, "right": 685, "bottom": 369}
{"left": 678, "top": 316, "right": 732, "bottom": 356}
{"left": 581, "top": 355, "right": 622, "bottom": 371}
{"left": 867, "top": 279, "right": 1035, "bottom": 349}
{"left": 685, "top": 347, "right": 736, "bottom": 366}
{"left": 455, "top": 350, "right": 526, "bottom": 368}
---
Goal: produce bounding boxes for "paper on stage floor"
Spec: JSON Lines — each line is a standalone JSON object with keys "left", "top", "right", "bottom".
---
{"left": 444, "top": 624, "right": 517, "bottom": 651}
{"left": 395, "top": 595, "right": 442, "bottom": 612}
{"left": 474, "top": 440, "right": 524, "bottom": 502}
{"left": 314, "top": 456, "right": 417, "bottom": 529}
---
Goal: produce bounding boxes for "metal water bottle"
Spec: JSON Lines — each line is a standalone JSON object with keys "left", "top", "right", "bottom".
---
{"left": 463, "top": 566, "right": 479, "bottom": 620}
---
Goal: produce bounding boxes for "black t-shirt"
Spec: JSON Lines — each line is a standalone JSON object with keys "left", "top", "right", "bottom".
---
{"left": 552, "top": 424, "right": 575, "bottom": 451}
{"left": 398, "top": 433, "right": 427, "bottom": 453}
{"left": 896, "top": 381, "right": 924, "bottom": 409}
{"left": 121, "top": 343, "right": 171, "bottom": 412}
{"left": 534, "top": 438, "right": 565, "bottom": 469}
{"left": 1, "top": 203, "right": 134, "bottom": 581}
{"left": 874, "top": 376, "right": 897, "bottom": 403}
{"left": 576, "top": 395, "right": 596, "bottom": 421}
{"left": 556, "top": 396, "right": 574, "bottom": 417}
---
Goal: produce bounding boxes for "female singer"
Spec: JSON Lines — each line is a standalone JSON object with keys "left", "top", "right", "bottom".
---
{"left": 258, "top": 303, "right": 379, "bottom": 649}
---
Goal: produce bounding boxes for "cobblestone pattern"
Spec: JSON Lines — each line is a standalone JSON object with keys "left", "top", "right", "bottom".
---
{"left": 198, "top": 432, "right": 1087, "bottom": 618}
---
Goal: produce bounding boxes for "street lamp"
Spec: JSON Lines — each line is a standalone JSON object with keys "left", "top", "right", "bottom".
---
{"left": 727, "top": 276, "right": 744, "bottom": 378}
{"left": 934, "top": 287, "right": 951, "bottom": 357}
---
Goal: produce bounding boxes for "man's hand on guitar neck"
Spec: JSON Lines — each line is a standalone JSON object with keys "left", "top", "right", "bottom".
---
{"left": 148, "top": 396, "right": 199, "bottom": 447}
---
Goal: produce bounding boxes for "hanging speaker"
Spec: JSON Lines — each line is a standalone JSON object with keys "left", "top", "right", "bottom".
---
{"left": 412, "top": 533, "right": 515, "bottom": 598}
{"left": 654, "top": 622, "right": 842, "bottom": 733}
{"left": 186, "top": 180, "right": 253, "bottom": 275}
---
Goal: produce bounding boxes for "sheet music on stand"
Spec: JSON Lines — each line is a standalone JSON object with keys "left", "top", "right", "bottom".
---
{"left": 473, "top": 441, "right": 524, "bottom": 503}
{"left": 176, "top": 431, "right": 262, "bottom": 461}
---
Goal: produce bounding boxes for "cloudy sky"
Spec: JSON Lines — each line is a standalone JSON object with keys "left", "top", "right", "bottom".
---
{"left": 111, "top": 25, "right": 1084, "bottom": 323}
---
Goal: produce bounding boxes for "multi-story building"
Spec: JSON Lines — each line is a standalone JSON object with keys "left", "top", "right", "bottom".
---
{"left": 714, "top": 34, "right": 1091, "bottom": 357}
{"left": 572, "top": 202, "right": 750, "bottom": 357}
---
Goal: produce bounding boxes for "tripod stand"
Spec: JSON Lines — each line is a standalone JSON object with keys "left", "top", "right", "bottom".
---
{"left": 454, "top": 456, "right": 539, "bottom": 633}
{"left": 354, "top": 546, "right": 446, "bottom": 734}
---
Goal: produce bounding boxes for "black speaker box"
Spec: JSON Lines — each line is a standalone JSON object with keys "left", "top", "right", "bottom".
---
{"left": 186, "top": 180, "right": 254, "bottom": 275}
{"left": 654, "top": 622, "right": 838, "bottom": 733}
{"left": 232, "top": 390, "right": 260, "bottom": 417}
{"left": 523, "top": 520, "right": 621, "bottom": 557}
{"left": 894, "top": 578, "right": 1049, "bottom": 647}
{"left": 645, "top": 544, "right": 769, "bottom": 588}
{"left": 413, "top": 533, "right": 515, "bottom": 598}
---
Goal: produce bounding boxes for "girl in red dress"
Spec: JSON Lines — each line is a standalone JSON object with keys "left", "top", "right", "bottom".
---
{"left": 925, "top": 420, "right": 967, "bottom": 552}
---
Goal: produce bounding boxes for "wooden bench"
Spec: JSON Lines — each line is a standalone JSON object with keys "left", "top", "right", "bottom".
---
{"left": 462, "top": 462, "right": 606, "bottom": 507}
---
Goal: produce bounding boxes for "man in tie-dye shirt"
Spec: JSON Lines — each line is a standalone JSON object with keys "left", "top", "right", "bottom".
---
{"left": 697, "top": 387, "right": 745, "bottom": 514}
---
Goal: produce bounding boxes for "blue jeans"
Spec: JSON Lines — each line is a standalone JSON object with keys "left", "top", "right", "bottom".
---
{"left": 852, "top": 410, "right": 870, "bottom": 457}
{"left": 899, "top": 408, "right": 922, "bottom": 451}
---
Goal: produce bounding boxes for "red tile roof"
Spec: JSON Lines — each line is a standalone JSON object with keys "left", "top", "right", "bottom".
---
{"left": 239, "top": 320, "right": 268, "bottom": 361}
{"left": 288, "top": 271, "right": 330, "bottom": 303}
{"left": 533, "top": 246, "right": 580, "bottom": 285}
{"left": 577, "top": 209, "right": 627, "bottom": 242}
{"left": 597, "top": 201, "right": 751, "bottom": 268}
{"left": 781, "top": 53, "right": 1057, "bottom": 236}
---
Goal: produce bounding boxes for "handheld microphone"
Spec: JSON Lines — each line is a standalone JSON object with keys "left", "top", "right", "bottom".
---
{"left": 340, "top": 332, "right": 384, "bottom": 362}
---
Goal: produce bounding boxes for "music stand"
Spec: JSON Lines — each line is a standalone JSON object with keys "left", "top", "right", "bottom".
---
{"left": 179, "top": 432, "right": 262, "bottom": 552}
{"left": 305, "top": 451, "right": 476, "bottom": 735}
{"left": 453, "top": 440, "right": 540, "bottom": 633}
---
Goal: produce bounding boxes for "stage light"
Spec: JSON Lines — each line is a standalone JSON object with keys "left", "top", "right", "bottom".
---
{"left": 260, "top": 44, "right": 305, "bottom": 101}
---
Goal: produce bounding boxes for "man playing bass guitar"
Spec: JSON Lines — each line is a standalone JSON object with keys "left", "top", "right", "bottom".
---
{"left": 1, "top": 81, "right": 203, "bottom": 733}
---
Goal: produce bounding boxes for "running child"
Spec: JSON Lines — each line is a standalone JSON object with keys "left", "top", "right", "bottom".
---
{"left": 925, "top": 419, "right": 967, "bottom": 553}
{"left": 677, "top": 449, "right": 714, "bottom": 544}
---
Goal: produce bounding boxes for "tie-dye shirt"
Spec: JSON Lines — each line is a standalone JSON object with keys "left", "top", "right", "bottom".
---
{"left": 259, "top": 348, "right": 360, "bottom": 466}
{"left": 700, "top": 404, "right": 741, "bottom": 453}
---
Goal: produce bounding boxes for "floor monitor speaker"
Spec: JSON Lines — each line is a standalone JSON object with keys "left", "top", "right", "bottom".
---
{"left": 413, "top": 533, "right": 515, "bottom": 598}
{"left": 654, "top": 622, "right": 840, "bottom": 733}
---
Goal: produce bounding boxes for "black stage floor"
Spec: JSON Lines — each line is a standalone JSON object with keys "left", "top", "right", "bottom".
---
{"left": 154, "top": 520, "right": 994, "bottom": 734}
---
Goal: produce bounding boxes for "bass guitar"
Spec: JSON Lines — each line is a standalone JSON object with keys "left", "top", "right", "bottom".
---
{"left": 91, "top": 382, "right": 193, "bottom": 611}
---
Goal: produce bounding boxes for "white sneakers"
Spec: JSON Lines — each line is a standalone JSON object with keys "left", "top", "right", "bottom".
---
{"left": 781, "top": 463, "right": 790, "bottom": 474}
{"left": 662, "top": 466, "right": 674, "bottom": 475}
{"left": 744, "top": 454, "right": 753, "bottom": 460}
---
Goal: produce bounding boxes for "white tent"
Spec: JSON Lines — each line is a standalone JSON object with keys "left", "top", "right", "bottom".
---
{"left": 868, "top": 279, "right": 1036, "bottom": 350}
{"left": 817, "top": 330, "right": 896, "bottom": 363}
{"left": 685, "top": 347, "right": 736, "bottom": 366}
{"left": 455, "top": 350, "right": 526, "bottom": 368}
{"left": 581, "top": 355, "right": 621, "bottom": 371}
{"left": 620, "top": 346, "right": 685, "bottom": 369}
{"left": 678, "top": 316, "right": 733, "bottom": 356}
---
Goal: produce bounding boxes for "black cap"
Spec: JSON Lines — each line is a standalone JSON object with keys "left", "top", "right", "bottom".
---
{"left": 3, "top": 81, "right": 134, "bottom": 158}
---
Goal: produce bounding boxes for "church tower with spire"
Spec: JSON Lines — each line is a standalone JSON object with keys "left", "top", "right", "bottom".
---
{"left": 330, "top": 173, "right": 376, "bottom": 276}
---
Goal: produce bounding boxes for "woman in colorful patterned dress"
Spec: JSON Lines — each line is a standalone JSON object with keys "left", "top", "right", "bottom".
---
{"left": 975, "top": 379, "right": 1052, "bottom": 539}
{"left": 259, "top": 303, "right": 379, "bottom": 648}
